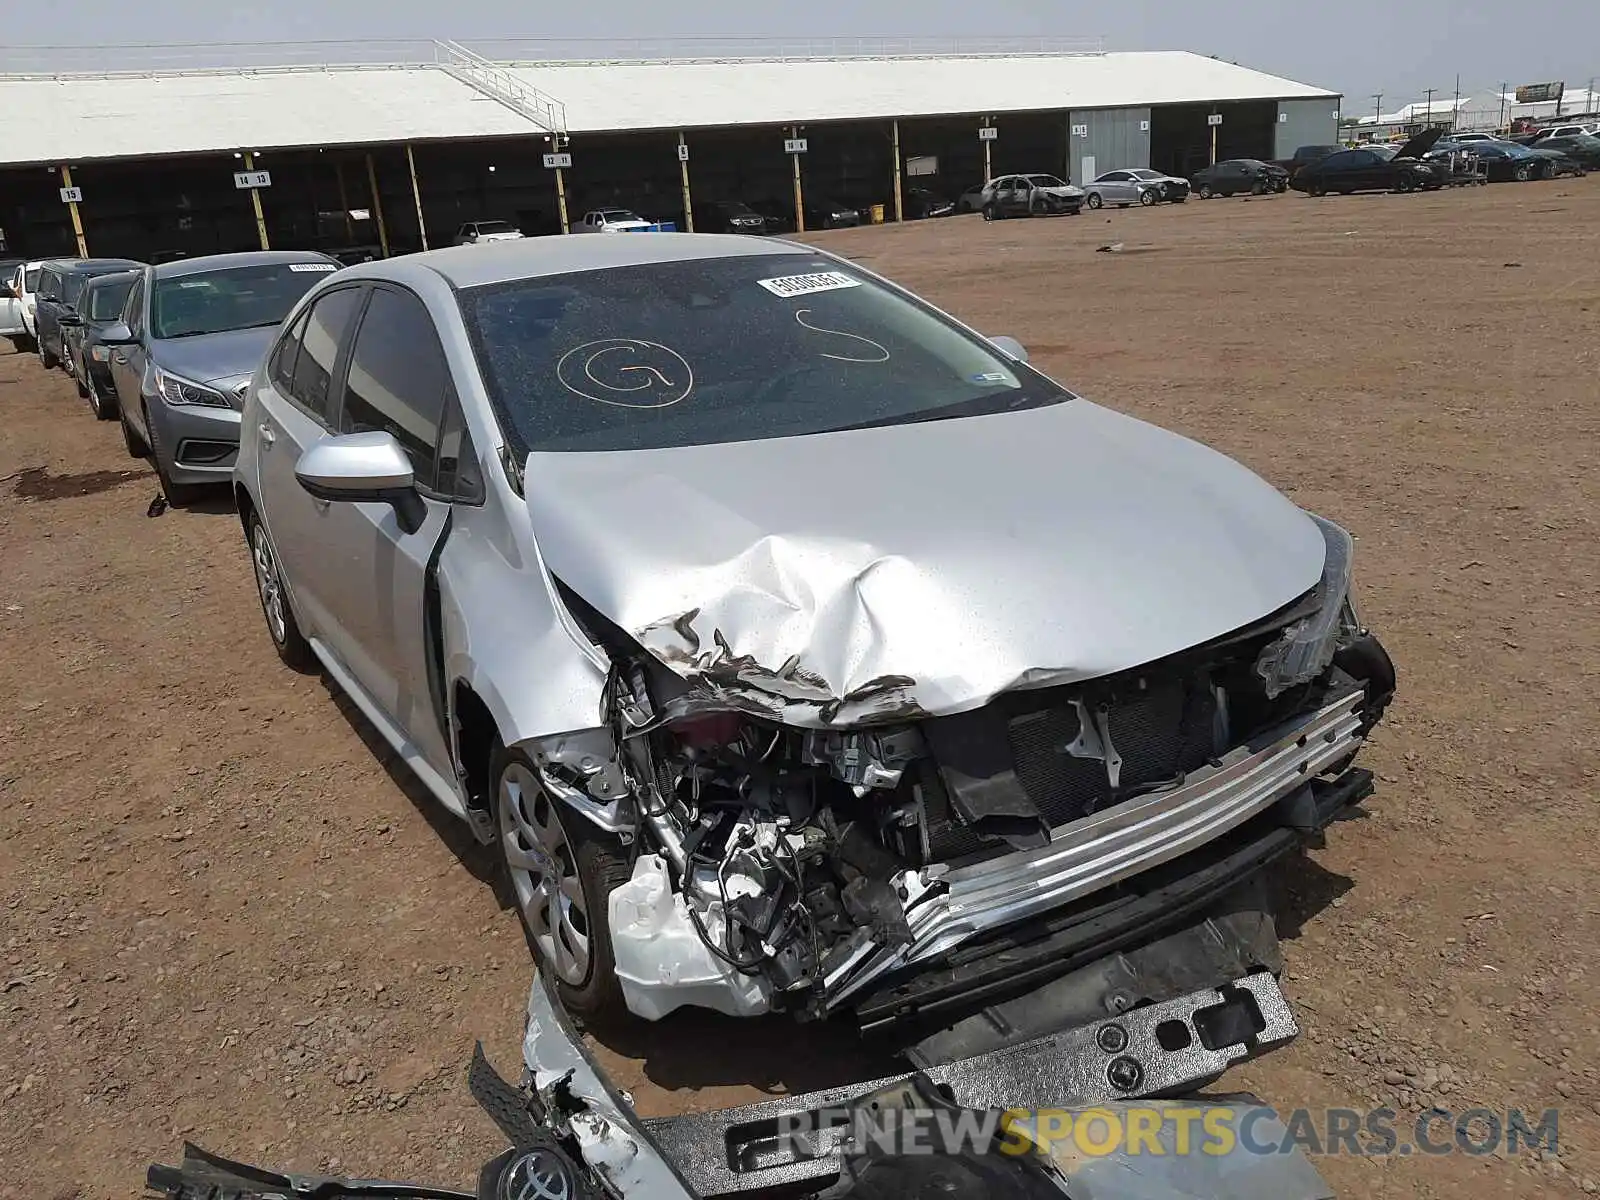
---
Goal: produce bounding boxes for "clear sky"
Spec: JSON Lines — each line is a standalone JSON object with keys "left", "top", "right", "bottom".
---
{"left": 5, "top": 0, "right": 1598, "bottom": 107}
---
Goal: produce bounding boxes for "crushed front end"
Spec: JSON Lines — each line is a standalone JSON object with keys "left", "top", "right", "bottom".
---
{"left": 523, "top": 514, "right": 1393, "bottom": 1033}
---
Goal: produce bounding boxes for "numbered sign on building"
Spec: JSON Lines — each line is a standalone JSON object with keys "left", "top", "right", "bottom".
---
{"left": 978, "top": 126, "right": 998, "bottom": 141}
{"left": 543, "top": 152, "right": 573, "bottom": 169}
{"left": 59, "top": 186, "right": 83, "bottom": 203}
{"left": 784, "top": 138, "right": 809, "bottom": 154}
{"left": 233, "top": 170, "right": 272, "bottom": 189}
{"left": 1207, "top": 114, "right": 1224, "bottom": 127}
{"left": 677, "top": 143, "right": 689, "bottom": 162}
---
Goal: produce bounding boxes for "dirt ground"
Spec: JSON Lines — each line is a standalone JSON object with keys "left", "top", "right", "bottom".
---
{"left": 2, "top": 181, "right": 1597, "bottom": 1200}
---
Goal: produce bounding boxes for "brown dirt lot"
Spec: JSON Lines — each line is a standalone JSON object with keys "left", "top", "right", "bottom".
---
{"left": 2, "top": 181, "right": 1598, "bottom": 1200}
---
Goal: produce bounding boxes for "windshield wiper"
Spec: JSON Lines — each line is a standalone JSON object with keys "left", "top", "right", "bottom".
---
{"left": 816, "top": 391, "right": 1059, "bottom": 435}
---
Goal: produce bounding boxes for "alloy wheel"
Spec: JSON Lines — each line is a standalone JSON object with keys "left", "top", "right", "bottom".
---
{"left": 251, "top": 524, "right": 289, "bottom": 647}
{"left": 498, "top": 763, "right": 590, "bottom": 985}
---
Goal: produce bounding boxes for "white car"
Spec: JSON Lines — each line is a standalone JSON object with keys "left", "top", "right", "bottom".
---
{"left": 2, "top": 259, "right": 49, "bottom": 350}
{"left": 1532, "top": 124, "right": 1596, "bottom": 142}
{"left": 575, "top": 208, "right": 655, "bottom": 234}
{"left": 453, "top": 220, "right": 525, "bottom": 246}
{"left": 1448, "top": 132, "right": 1501, "bottom": 143}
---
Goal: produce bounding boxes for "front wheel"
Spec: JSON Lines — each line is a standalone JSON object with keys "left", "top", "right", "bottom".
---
{"left": 39, "top": 340, "right": 58, "bottom": 370}
{"left": 1139, "top": 189, "right": 1158, "bottom": 206}
{"left": 1198, "top": 184, "right": 1214, "bottom": 199}
{"left": 248, "top": 512, "right": 316, "bottom": 672}
{"left": 1086, "top": 193, "right": 1103, "bottom": 209}
{"left": 494, "top": 745, "right": 633, "bottom": 1023}
{"left": 982, "top": 202, "right": 999, "bottom": 221}
{"left": 1514, "top": 163, "right": 1534, "bottom": 182}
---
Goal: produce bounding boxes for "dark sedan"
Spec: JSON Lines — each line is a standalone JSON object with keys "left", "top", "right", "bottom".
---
{"left": 1190, "top": 159, "right": 1289, "bottom": 197}
{"left": 693, "top": 199, "right": 770, "bottom": 234}
{"left": 1533, "top": 134, "right": 1600, "bottom": 169}
{"left": 1291, "top": 130, "right": 1443, "bottom": 196}
{"left": 1461, "top": 141, "right": 1559, "bottom": 181}
{"left": 60, "top": 269, "right": 138, "bottom": 419}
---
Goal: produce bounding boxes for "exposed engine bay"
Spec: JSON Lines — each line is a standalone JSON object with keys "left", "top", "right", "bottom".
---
{"left": 525, "top": 515, "right": 1396, "bottom": 1028}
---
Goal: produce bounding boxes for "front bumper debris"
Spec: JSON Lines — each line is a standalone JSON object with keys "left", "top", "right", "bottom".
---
{"left": 647, "top": 971, "right": 1298, "bottom": 1196}
{"left": 826, "top": 687, "right": 1366, "bottom": 1009}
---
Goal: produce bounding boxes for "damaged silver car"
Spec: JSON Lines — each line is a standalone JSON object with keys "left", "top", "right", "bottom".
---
{"left": 234, "top": 234, "right": 1395, "bottom": 1034}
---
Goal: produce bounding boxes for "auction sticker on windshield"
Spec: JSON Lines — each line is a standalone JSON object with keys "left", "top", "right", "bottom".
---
{"left": 757, "top": 271, "right": 861, "bottom": 298}
{"left": 289, "top": 263, "right": 338, "bottom": 272}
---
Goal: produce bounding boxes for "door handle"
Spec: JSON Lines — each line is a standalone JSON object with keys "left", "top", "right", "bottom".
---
{"left": 258, "top": 423, "right": 276, "bottom": 447}
{"left": 112, "top": 351, "right": 127, "bottom": 364}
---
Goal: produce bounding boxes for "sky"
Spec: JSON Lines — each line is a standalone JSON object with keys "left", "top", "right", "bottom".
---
{"left": 5, "top": 0, "right": 1598, "bottom": 108}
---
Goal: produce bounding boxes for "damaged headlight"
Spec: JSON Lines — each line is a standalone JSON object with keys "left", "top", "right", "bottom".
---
{"left": 1255, "top": 515, "right": 1361, "bottom": 698}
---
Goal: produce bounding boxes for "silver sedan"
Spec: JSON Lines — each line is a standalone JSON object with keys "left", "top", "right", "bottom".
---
{"left": 1085, "top": 168, "right": 1191, "bottom": 208}
{"left": 234, "top": 233, "right": 1393, "bottom": 1030}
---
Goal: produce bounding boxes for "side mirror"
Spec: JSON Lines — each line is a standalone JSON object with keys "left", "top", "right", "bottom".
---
{"left": 0, "top": 284, "right": 14, "bottom": 299}
{"left": 294, "top": 431, "right": 426, "bottom": 534}
{"left": 57, "top": 309, "right": 83, "bottom": 326}
{"left": 987, "top": 334, "right": 1029, "bottom": 364}
{"left": 98, "top": 322, "right": 134, "bottom": 345}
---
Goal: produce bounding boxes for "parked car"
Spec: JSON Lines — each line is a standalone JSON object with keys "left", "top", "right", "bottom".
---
{"left": 574, "top": 209, "right": 660, "bottom": 234}
{"left": 51, "top": 258, "right": 145, "bottom": 380}
{"left": 5, "top": 260, "right": 50, "bottom": 349}
{"left": 1083, "top": 169, "right": 1189, "bottom": 209}
{"left": 903, "top": 186, "right": 956, "bottom": 219}
{"left": 1274, "top": 144, "right": 1343, "bottom": 179}
{"left": 1531, "top": 133, "right": 1600, "bottom": 169}
{"left": 30, "top": 258, "right": 91, "bottom": 368}
{"left": 1189, "top": 159, "right": 1288, "bottom": 197}
{"left": 979, "top": 174, "right": 1085, "bottom": 219}
{"left": 954, "top": 182, "right": 988, "bottom": 213}
{"left": 1447, "top": 132, "right": 1502, "bottom": 144}
{"left": 105, "top": 250, "right": 341, "bottom": 504}
{"left": 1290, "top": 130, "right": 1444, "bottom": 195}
{"left": 1460, "top": 140, "right": 1559, "bottom": 181}
{"left": 1525, "top": 146, "right": 1586, "bottom": 177}
{"left": 745, "top": 197, "right": 797, "bottom": 234}
{"left": 692, "top": 199, "right": 769, "bottom": 234}
{"left": 803, "top": 197, "right": 863, "bottom": 229}
{"left": 60, "top": 269, "right": 138, "bottom": 418}
{"left": 1531, "top": 124, "right": 1595, "bottom": 142}
{"left": 453, "top": 221, "right": 524, "bottom": 246}
{"left": 233, "top": 234, "right": 1395, "bottom": 1028}
{"left": 0, "top": 260, "right": 29, "bottom": 350}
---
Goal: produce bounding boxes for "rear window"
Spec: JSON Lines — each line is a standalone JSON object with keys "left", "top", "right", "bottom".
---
{"left": 460, "top": 251, "right": 1068, "bottom": 454}
{"left": 63, "top": 274, "right": 89, "bottom": 307}
{"left": 24, "top": 268, "right": 41, "bottom": 291}
{"left": 474, "top": 220, "right": 515, "bottom": 234}
{"left": 150, "top": 261, "right": 336, "bottom": 339}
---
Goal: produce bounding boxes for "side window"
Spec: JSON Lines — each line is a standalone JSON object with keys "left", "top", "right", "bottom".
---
{"left": 268, "top": 309, "right": 309, "bottom": 394}
{"left": 337, "top": 287, "right": 449, "bottom": 490}
{"left": 123, "top": 277, "right": 145, "bottom": 336}
{"left": 288, "top": 287, "right": 363, "bottom": 423}
{"left": 38, "top": 269, "right": 60, "bottom": 302}
{"left": 435, "top": 397, "right": 484, "bottom": 505}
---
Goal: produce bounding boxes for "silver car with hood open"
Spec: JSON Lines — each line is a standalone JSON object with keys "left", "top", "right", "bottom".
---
{"left": 234, "top": 234, "right": 1395, "bottom": 1038}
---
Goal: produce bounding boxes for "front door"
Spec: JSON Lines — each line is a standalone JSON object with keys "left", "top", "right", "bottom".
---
{"left": 0, "top": 267, "right": 22, "bottom": 337}
{"left": 321, "top": 283, "right": 456, "bottom": 774}
{"left": 110, "top": 274, "right": 149, "bottom": 437}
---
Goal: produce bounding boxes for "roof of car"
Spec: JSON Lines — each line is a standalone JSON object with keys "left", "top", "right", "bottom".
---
{"left": 61, "top": 257, "right": 143, "bottom": 274}
{"left": 390, "top": 232, "right": 804, "bottom": 290}
{"left": 150, "top": 248, "right": 337, "bottom": 279}
{"left": 85, "top": 268, "right": 140, "bottom": 287}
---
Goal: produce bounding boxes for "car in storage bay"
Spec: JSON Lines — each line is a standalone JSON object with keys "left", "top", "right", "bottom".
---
{"left": 106, "top": 250, "right": 341, "bottom": 504}
{"left": 232, "top": 234, "right": 1396, "bottom": 1035}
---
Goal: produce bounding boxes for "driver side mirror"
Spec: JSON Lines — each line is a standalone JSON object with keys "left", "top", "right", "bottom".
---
{"left": 0, "top": 283, "right": 14, "bottom": 300}
{"left": 98, "top": 322, "right": 134, "bottom": 345}
{"left": 57, "top": 309, "right": 83, "bottom": 326}
{"left": 987, "top": 334, "right": 1029, "bottom": 363}
{"left": 295, "top": 431, "right": 427, "bottom": 534}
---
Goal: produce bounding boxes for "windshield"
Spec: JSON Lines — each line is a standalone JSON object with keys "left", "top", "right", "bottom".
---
{"left": 150, "top": 261, "right": 334, "bottom": 339}
{"left": 63, "top": 274, "right": 89, "bottom": 307}
{"left": 88, "top": 278, "right": 134, "bottom": 321}
{"left": 601, "top": 211, "right": 642, "bottom": 222}
{"left": 475, "top": 221, "right": 515, "bottom": 234}
{"left": 1369, "top": 146, "right": 1399, "bottom": 159}
{"left": 1131, "top": 169, "right": 1164, "bottom": 180}
{"left": 1027, "top": 175, "right": 1067, "bottom": 187}
{"left": 25, "top": 268, "right": 40, "bottom": 291}
{"left": 460, "top": 252, "right": 1068, "bottom": 453}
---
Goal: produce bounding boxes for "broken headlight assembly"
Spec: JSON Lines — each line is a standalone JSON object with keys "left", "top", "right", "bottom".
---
{"left": 1254, "top": 514, "right": 1363, "bottom": 699}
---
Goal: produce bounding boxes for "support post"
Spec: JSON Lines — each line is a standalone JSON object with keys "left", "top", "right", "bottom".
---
{"left": 405, "top": 143, "right": 428, "bottom": 251}
{"left": 983, "top": 115, "right": 993, "bottom": 182}
{"left": 334, "top": 159, "right": 352, "bottom": 241}
{"left": 891, "top": 119, "right": 903, "bottom": 223}
{"left": 791, "top": 125, "right": 806, "bottom": 233}
{"left": 365, "top": 152, "right": 390, "bottom": 258}
{"left": 555, "top": 166, "right": 570, "bottom": 234}
{"left": 59, "top": 165, "right": 87, "bottom": 256}
{"left": 242, "top": 153, "right": 270, "bottom": 250}
{"left": 1210, "top": 123, "right": 1217, "bottom": 166}
{"left": 678, "top": 132, "right": 694, "bottom": 232}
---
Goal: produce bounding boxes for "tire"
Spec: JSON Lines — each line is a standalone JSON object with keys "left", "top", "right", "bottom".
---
{"left": 1308, "top": 181, "right": 1327, "bottom": 197}
{"left": 1198, "top": 185, "right": 1213, "bottom": 199}
{"left": 89, "top": 376, "right": 116, "bottom": 421}
{"left": 493, "top": 743, "right": 632, "bottom": 1023}
{"left": 1138, "top": 189, "right": 1158, "bottom": 207}
{"left": 1514, "top": 163, "right": 1534, "bottom": 182}
{"left": 7, "top": 335, "right": 32, "bottom": 354}
{"left": 1086, "top": 192, "right": 1103, "bottom": 210}
{"left": 142, "top": 403, "right": 205, "bottom": 505}
{"left": 982, "top": 202, "right": 999, "bottom": 221}
{"left": 248, "top": 512, "right": 316, "bottom": 672}
{"left": 119, "top": 400, "right": 147, "bottom": 456}
{"left": 1397, "top": 174, "right": 1416, "bottom": 193}
{"left": 39, "top": 339, "right": 58, "bottom": 370}
{"left": 74, "top": 358, "right": 90, "bottom": 400}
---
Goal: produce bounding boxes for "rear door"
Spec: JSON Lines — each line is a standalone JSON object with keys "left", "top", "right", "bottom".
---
{"left": 1097, "top": 171, "right": 1133, "bottom": 203}
{"left": 34, "top": 267, "right": 64, "bottom": 352}
{"left": 0, "top": 266, "right": 22, "bottom": 337}
{"left": 110, "top": 273, "right": 148, "bottom": 435}
{"left": 322, "top": 283, "right": 456, "bottom": 773}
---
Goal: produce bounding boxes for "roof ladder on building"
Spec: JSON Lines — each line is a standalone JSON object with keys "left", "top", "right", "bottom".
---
{"left": 433, "top": 39, "right": 567, "bottom": 136}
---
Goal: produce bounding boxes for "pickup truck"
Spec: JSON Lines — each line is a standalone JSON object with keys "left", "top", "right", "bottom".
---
{"left": 574, "top": 208, "right": 677, "bottom": 233}
{"left": 1272, "top": 144, "right": 1344, "bottom": 179}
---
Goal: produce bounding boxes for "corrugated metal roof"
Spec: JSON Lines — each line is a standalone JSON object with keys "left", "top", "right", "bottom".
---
{"left": 0, "top": 66, "right": 542, "bottom": 167}
{"left": 514, "top": 51, "right": 1337, "bottom": 135}
{"left": 0, "top": 51, "right": 1336, "bottom": 169}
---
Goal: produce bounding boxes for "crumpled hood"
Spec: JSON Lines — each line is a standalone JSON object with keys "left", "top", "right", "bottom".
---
{"left": 151, "top": 326, "right": 278, "bottom": 386}
{"left": 523, "top": 400, "right": 1326, "bottom": 726}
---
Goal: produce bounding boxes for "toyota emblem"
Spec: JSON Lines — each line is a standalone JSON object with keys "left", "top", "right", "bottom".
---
{"left": 499, "top": 1148, "right": 576, "bottom": 1200}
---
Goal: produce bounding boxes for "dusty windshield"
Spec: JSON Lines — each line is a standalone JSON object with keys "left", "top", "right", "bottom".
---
{"left": 461, "top": 252, "right": 1068, "bottom": 453}
{"left": 151, "top": 261, "right": 336, "bottom": 339}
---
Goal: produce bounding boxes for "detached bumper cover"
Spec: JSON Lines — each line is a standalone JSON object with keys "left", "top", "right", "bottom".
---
{"left": 827, "top": 687, "right": 1366, "bottom": 1008}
